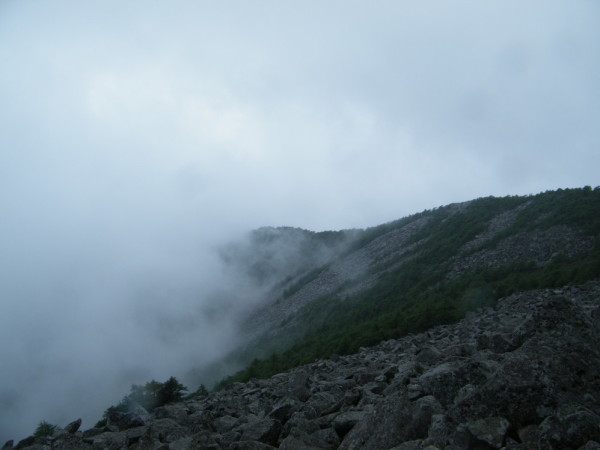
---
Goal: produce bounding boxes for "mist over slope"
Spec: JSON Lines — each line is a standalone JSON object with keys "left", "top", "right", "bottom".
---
{"left": 0, "top": 225, "right": 280, "bottom": 442}
{"left": 212, "top": 187, "right": 600, "bottom": 385}
{"left": 219, "top": 227, "right": 360, "bottom": 289}
{"left": 2, "top": 187, "right": 599, "bottom": 444}
{"left": 2, "top": 0, "right": 599, "bottom": 443}
{"left": 9, "top": 276, "right": 600, "bottom": 448}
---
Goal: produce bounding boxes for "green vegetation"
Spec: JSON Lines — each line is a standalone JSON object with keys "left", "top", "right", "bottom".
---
{"left": 33, "top": 420, "right": 56, "bottom": 438}
{"left": 188, "top": 383, "right": 208, "bottom": 398}
{"left": 95, "top": 376, "right": 187, "bottom": 427}
{"left": 216, "top": 187, "right": 600, "bottom": 387}
{"left": 93, "top": 188, "right": 600, "bottom": 412}
{"left": 117, "top": 376, "right": 187, "bottom": 411}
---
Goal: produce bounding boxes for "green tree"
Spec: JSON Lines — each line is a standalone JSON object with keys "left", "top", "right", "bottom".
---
{"left": 157, "top": 376, "right": 187, "bottom": 405}
{"left": 34, "top": 420, "right": 56, "bottom": 438}
{"left": 99, "top": 376, "right": 189, "bottom": 425}
{"left": 192, "top": 384, "right": 208, "bottom": 397}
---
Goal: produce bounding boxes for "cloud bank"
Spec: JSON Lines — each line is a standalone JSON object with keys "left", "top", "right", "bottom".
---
{"left": 0, "top": 0, "right": 598, "bottom": 441}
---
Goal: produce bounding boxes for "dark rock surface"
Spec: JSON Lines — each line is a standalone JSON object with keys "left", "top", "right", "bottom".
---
{"left": 9, "top": 280, "right": 600, "bottom": 449}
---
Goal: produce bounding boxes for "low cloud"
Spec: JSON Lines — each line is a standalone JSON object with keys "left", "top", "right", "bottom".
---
{"left": 0, "top": 0, "right": 598, "bottom": 441}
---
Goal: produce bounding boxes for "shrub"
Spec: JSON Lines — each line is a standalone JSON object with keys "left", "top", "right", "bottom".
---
{"left": 99, "top": 376, "right": 188, "bottom": 423}
{"left": 33, "top": 420, "right": 56, "bottom": 438}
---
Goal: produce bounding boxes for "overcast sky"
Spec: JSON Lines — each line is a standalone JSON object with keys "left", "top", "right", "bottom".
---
{"left": 1, "top": 0, "right": 599, "bottom": 441}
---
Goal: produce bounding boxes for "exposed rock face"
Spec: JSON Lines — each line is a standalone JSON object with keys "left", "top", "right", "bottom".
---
{"left": 10, "top": 280, "right": 600, "bottom": 449}
{"left": 243, "top": 215, "right": 432, "bottom": 341}
{"left": 448, "top": 225, "right": 595, "bottom": 279}
{"left": 242, "top": 198, "right": 596, "bottom": 346}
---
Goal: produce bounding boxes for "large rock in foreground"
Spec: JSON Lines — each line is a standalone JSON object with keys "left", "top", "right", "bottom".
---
{"left": 9, "top": 280, "right": 600, "bottom": 449}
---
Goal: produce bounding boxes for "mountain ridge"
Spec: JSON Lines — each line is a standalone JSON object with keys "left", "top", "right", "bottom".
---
{"left": 5, "top": 186, "right": 600, "bottom": 448}
{"left": 214, "top": 188, "right": 599, "bottom": 384}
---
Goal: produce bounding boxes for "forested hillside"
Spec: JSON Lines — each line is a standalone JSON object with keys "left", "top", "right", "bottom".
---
{"left": 8, "top": 187, "right": 600, "bottom": 448}
{"left": 218, "top": 187, "right": 600, "bottom": 385}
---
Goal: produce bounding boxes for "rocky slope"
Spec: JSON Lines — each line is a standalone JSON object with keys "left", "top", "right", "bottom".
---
{"left": 9, "top": 279, "right": 600, "bottom": 449}
{"left": 242, "top": 214, "right": 432, "bottom": 341}
{"left": 229, "top": 190, "right": 598, "bottom": 377}
{"left": 242, "top": 194, "right": 595, "bottom": 340}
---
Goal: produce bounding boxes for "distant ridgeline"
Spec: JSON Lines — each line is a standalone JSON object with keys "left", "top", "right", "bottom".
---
{"left": 216, "top": 186, "right": 600, "bottom": 386}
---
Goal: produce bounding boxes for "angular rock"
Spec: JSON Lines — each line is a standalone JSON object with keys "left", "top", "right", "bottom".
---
{"left": 63, "top": 418, "right": 81, "bottom": 434}
{"left": 152, "top": 403, "right": 188, "bottom": 422}
{"left": 332, "top": 410, "right": 365, "bottom": 437}
{"left": 272, "top": 372, "right": 310, "bottom": 402}
{"left": 81, "top": 427, "right": 104, "bottom": 439}
{"left": 52, "top": 432, "right": 93, "bottom": 449}
{"left": 303, "top": 391, "right": 342, "bottom": 417}
{"left": 214, "top": 415, "right": 241, "bottom": 433}
{"left": 14, "top": 436, "right": 34, "bottom": 449}
{"left": 538, "top": 411, "right": 600, "bottom": 449}
{"left": 148, "top": 418, "right": 190, "bottom": 443}
{"left": 415, "top": 347, "right": 442, "bottom": 365}
{"left": 465, "top": 416, "right": 511, "bottom": 449}
{"left": 107, "top": 410, "right": 147, "bottom": 431}
{"left": 411, "top": 396, "right": 443, "bottom": 438}
{"left": 338, "top": 394, "right": 437, "bottom": 449}
{"left": 281, "top": 411, "right": 320, "bottom": 438}
{"left": 308, "top": 428, "right": 341, "bottom": 449}
{"left": 51, "top": 426, "right": 67, "bottom": 438}
{"left": 417, "top": 363, "right": 462, "bottom": 406}
{"left": 427, "top": 414, "right": 451, "bottom": 449}
{"left": 239, "top": 418, "right": 282, "bottom": 446}
{"left": 267, "top": 397, "right": 299, "bottom": 423}
{"left": 83, "top": 431, "right": 128, "bottom": 448}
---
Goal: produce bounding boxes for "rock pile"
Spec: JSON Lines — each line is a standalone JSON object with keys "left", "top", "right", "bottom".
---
{"left": 7, "top": 280, "right": 600, "bottom": 449}
{"left": 449, "top": 225, "right": 595, "bottom": 279}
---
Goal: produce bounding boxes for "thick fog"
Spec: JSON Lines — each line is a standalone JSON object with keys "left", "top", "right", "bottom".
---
{"left": 1, "top": 0, "right": 599, "bottom": 441}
